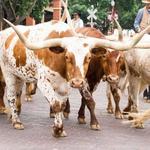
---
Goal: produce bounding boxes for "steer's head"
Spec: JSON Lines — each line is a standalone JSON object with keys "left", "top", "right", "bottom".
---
{"left": 4, "top": 19, "right": 150, "bottom": 89}
{"left": 101, "top": 50, "right": 125, "bottom": 84}
{"left": 60, "top": 37, "right": 92, "bottom": 88}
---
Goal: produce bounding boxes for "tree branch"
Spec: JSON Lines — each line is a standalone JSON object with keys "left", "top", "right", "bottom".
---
{"left": 1, "top": 0, "right": 9, "bottom": 17}
{"left": 8, "top": 0, "right": 16, "bottom": 19}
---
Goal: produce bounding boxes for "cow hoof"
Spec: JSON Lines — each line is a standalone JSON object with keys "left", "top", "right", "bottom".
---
{"left": 115, "top": 112, "right": 124, "bottom": 119}
{"left": 122, "top": 111, "right": 129, "bottom": 115}
{"left": 78, "top": 118, "right": 86, "bottom": 124}
{"left": 123, "top": 107, "right": 131, "bottom": 113}
{"left": 144, "top": 99, "right": 150, "bottom": 103}
{"left": 53, "top": 130, "right": 67, "bottom": 138}
{"left": 90, "top": 124, "right": 101, "bottom": 130}
{"left": 4, "top": 107, "right": 11, "bottom": 115}
{"left": 50, "top": 113, "right": 55, "bottom": 118}
{"left": 132, "top": 122, "right": 144, "bottom": 129}
{"left": 128, "top": 116, "right": 134, "bottom": 120}
{"left": 13, "top": 122, "right": 24, "bottom": 130}
{"left": 25, "top": 97, "right": 32, "bottom": 102}
{"left": 60, "top": 130, "right": 67, "bottom": 137}
{"left": 63, "top": 112, "right": 69, "bottom": 119}
{"left": 52, "top": 127, "right": 67, "bottom": 138}
{"left": 0, "top": 107, "right": 7, "bottom": 114}
{"left": 107, "top": 108, "right": 113, "bottom": 114}
{"left": 131, "top": 106, "right": 138, "bottom": 113}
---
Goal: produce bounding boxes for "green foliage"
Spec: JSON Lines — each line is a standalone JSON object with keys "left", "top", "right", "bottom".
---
{"left": 31, "top": 0, "right": 50, "bottom": 22}
{"left": 2, "top": 0, "right": 144, "bottom": 29}
{"left": 16, "top": 0, "right": 35, "bottom": 16}
{"left": 68, "top": 0, "right": 143, "bottom": 29}
{"left": 17, "top": 0, "right": 51, "bottom": 22}
{"left": 116, "top": 0, "right": 143, "bottom": 28}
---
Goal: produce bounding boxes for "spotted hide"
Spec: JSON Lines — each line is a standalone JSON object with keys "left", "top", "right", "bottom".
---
{"left": 2, "top": 18, "right": 148, "bottom": 137}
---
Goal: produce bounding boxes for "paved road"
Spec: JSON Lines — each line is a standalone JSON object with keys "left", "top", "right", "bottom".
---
{"left": 0, "top": 82, "right": 150, "bottom": 150}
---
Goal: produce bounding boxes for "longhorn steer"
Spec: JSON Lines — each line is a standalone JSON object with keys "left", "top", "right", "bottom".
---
{"left": 75, "top": 27, "right": 128, "bottom": 121}
{"left": 104, "top": 51, "right": 129, "bottom": 118}
{"left": 1, "top": 19, "right": 148, "bottom": 137}
{"left": 109, "top": 33, "right": 150, "bottom": 128}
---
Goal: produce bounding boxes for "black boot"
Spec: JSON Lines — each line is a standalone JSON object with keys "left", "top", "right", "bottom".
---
{"left": 147, "top": 86, "right": 150, "bottom": 100}
{"left": 143, "top": 88, "right": 148, "bottom": 100}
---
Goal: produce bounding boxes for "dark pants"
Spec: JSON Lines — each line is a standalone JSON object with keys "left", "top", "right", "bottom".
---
{"left": 143, "top": 86, "right": 150, "bottom": 99}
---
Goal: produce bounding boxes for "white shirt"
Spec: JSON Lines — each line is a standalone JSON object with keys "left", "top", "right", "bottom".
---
{"left": 72, "top": 18, "right": 84, "bottom": 29}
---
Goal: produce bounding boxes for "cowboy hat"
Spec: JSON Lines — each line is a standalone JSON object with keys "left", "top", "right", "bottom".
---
{"left": 142, "top": 0, "right": 150, "bottom": 4}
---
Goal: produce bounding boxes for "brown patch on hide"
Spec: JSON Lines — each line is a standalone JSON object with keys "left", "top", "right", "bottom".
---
{"left": 128, "top": 66, "right": 140, "bottom": 77}
{"left": 52, "top": 101, "right": 66, "bottom": 113}
{"left": 76, "top": 27, "right": 105, "bottom": 38}
{"left": 5, "top": 32, "right": 16, "bottom": 49}
{"left": 47, "top": 30, "right": 74, "bottom": 39}
{"left": 13, "top": 30, "right": 30, "bottom": 67}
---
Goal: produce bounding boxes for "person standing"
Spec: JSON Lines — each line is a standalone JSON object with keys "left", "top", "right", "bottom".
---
{"left": 134, "top": 0, "right": 150, "bottom": 101}
{"left": 134, "top": 0, "right": 150, "bottom": 33}
{"left": 72, "top": 12, "right": 84, "bottom": 29}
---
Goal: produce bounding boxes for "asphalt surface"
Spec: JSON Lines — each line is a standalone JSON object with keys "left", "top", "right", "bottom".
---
{"left": 0, "top": 82, "right": 150, "bottom": 150}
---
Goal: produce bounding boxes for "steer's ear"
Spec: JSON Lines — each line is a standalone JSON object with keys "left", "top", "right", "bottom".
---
{"left": 91, "top": 47, "right": 107, "bottom": 57}
{"left": 49, "top": 46, "right": 66, "bottom": 54}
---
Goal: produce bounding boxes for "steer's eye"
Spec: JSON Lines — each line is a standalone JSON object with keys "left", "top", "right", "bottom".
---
{"left": 102, "top": 54, "right": 106, "bottom": 59}
{"left": 88, "top": 56, "right": 91, "bottom": 60}
{"left": 49, "top": 46, "right": 65, "bottom": 54}
{"left": 84, "top": 53, "right": 91, "bottom": 63}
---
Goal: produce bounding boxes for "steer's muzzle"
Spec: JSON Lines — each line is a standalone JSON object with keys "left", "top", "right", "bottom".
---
{"left": 107, "top": 75, "right": 119, "bottom": 83}
{"left": 70, "top": 78, "right": 84, "bottom": 88}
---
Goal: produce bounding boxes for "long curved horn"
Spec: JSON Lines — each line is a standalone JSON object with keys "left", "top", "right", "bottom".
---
{"left": 134, "top": 42, "right": 150, "bottom": 48}
{"left": 60, "top": 0, "right": 67, "bottom": 22}
{"left": 4, "top": 19, "right": 150, "bottom": 51}
{"left": 3, "top": 18, "right": 62, "bottom": 50}
{"left": 114, "top": 18, "right": 123, "bottom": 41}
{"left": 93, "top": 25, "right": 150, "bottom": 51}
{"left": 61, "top": 0, "right": 77, "bottom": 35}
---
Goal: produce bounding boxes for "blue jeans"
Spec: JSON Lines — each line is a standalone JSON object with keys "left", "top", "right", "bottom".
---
{"left": 143, "top": 86, "right": 150, "bottom": 99}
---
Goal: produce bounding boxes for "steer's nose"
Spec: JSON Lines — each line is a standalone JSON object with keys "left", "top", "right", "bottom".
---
{"left": 107, "top": 75, "right": 119, "bottom": 83}
{"left": 70, "top": 78, "right": 84, "bottom": 88}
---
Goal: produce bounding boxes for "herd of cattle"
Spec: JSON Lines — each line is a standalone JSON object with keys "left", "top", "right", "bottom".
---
{"left": 0, "top": 2, "right": 150, "bottom": 138}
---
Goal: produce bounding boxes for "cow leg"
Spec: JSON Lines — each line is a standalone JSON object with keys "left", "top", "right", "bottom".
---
{"left": 106, "top": 84, "right": 113, "bottom": 114}
{"left": 50, "top": 98, "right": 70, "bottom": 119}
{"left": 0, "top": 81, "right": 6, "bottom": 114}
{"left": 5, "top": 74, "right": 24, "bottom": 130}
{"left": 25, "top": 82, "right": 37, "bottom": 102}
{"left": 78, "top": 97, "right": 86, "bottom": 124}
{"left": 111, "top": 87, "right": 123, "bottom": 119}
{"left": 63, "top": 98, "right": 70, "bottom": 119}
{"left": 123, "top": 95, "right": 133, "bottom": 114}
{"left": 79, "top": 86, "right": 100, "bottom": 130}
{"left": 128, "top": 77, "right": 141, "bottom": 113}
{"left": 37, "top": 76, "right": 67, "bottom": 137}
{"left": 50, "top": 106, "right": 55, "bottom": 118}
{"left": 51, "top": 100, "right": 67, "bottom": 137}
{"left": 15, "top": 78, "right": 24, "bottom": 115}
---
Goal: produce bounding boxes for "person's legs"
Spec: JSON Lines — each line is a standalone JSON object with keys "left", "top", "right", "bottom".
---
{"left": 148, "top": 86, "right": 150, "bottom": 99}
